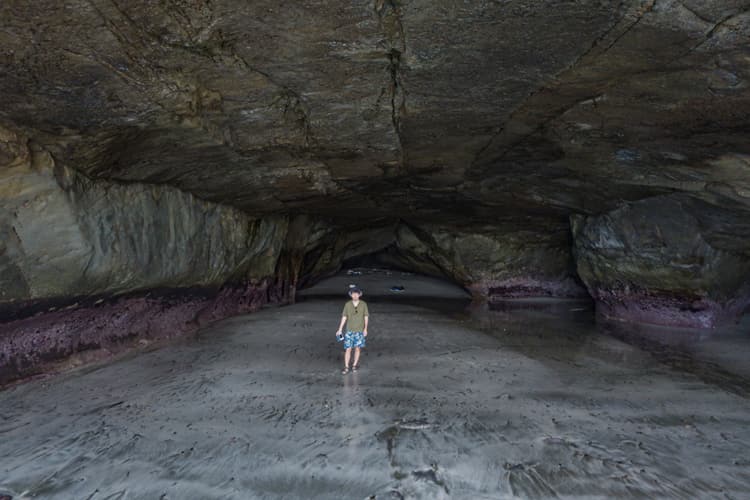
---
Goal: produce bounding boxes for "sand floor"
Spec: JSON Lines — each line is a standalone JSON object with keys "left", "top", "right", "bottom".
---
{"left": 1, "top": 269, "right": 749, "bottom": 499}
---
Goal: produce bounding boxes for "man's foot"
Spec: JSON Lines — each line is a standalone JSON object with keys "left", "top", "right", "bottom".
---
{"left": 341, "top": 367, "right": 350, "bottom": 374}
{"left": 352, "top": 364, "right": 359, "bottom": 372}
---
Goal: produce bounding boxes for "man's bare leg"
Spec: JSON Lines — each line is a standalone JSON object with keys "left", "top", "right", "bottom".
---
{"left": 352, "top": 347, "right": 361, "bottom": 369}
{"left": 344, "top": 348, "right": 352, "bottom": 370}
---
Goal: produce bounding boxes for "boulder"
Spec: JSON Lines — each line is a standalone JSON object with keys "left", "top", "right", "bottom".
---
{"left": 572, "top": 194, "right": 750, "bottom": 328}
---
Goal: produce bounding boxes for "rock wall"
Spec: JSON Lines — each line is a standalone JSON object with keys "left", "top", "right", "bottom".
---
{"left": 1, "top": 125, "right": 289, "bottom": 309}
{"left": 377, "top": 223, "right": 586, "bottom": 299}
{"left": 572, "top": 194, "right": 750, "bottom": 328}
{"left": 0, "top": 126, "right": 295, "bottom": 384}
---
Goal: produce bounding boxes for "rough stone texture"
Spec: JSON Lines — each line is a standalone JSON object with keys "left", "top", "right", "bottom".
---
{"left": 375, "top": 223, "right": 586, "bottom": 299}
{"left": 572, "top": 193, "right": 750, "bottom": 328}
{"left": 0, "top": 0, "right": 749, "bottom": 360}
{"left": 0, "top": 279, "right": 285, "bottom": 385}
{"left": 0, "top": 125, "right": 291, "bottom": 308}
{"left": 283, "top": 215, "right": 398, "bottom": 289}
{"left": 0, "top": 126, "right": 298, "bottom": 384}
{"left": 3, "top": 0, "right": 747, "bottom": 220}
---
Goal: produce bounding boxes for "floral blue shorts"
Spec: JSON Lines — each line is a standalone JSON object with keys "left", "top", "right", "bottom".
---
{"left": 344, "top": 331, "right": 366, "bottom": 349}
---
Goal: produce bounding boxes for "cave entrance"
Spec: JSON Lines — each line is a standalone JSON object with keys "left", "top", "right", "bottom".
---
{"left": 296, "top": 246, "right": 472, "bottom": 311}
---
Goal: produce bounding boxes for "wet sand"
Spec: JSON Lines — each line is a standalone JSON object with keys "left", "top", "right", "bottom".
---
{"left": 2, "top": 270, "right": 750, "bottom": 499}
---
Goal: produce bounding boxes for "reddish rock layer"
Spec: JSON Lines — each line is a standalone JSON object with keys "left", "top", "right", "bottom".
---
{"left": 590, "top": 287, "right": 750, "bottom": 330}
{"left": 0, "top": 279, "right": 292, "bottom": 387}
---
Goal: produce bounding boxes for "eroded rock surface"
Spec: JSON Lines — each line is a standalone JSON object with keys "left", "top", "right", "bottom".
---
{"left": 372, "top": 223, "right": 585, "bottom": 299}
{"left": 2, "top": 1, "right": 747, "bottom": 219}
{"left": 572, "top": 193, "right": 750, "bottom": 328}
{"left": 0, "top": 125, "right": 293, "bottom": 304}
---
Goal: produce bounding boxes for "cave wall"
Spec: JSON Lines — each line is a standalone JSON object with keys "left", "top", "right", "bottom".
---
{"left": 2, "top": 1, "right": 750, "bottom": 382}
{"left": 572, "top": 193, "right": 750, "bottom": 328}
{"left": 0, "top": 125, "right": 303, "bottom": 383}
{"left": 0, "top": 125, "right": 289, "bottom": 308}
{"left": 376, "top": 223, "right": 586, "bottom": 299}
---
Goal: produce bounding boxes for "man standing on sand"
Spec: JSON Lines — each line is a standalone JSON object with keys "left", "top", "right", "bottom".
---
{"left": 335, "top": 286, "right": 369, "bottom": 374}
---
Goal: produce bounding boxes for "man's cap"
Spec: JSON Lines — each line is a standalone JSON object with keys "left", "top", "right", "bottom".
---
{"left": 348, "top": 284, "right": 363, "bottom": 296}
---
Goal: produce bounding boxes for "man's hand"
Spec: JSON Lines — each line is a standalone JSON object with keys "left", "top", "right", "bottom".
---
{"left": 335, "top": 330, "right": 342, "bottom": 336}
{"left": 363, "top": 330, "right": 368, "bottom": 337}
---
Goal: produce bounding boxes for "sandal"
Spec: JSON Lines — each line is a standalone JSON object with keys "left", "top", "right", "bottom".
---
{"left": 341, "top": 367, "right": 350, "bottom": 374}
{"left": 352, "top": 364, "right": 359, "bottom": 372}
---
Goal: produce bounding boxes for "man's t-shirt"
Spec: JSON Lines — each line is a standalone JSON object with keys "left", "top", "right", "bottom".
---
{"left": 342, "top": 300, "right": 369, "bottom": 332}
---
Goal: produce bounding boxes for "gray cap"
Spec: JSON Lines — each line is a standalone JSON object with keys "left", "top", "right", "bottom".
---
{"left": 348, "top": 285, "right": 363, "bottom": 296}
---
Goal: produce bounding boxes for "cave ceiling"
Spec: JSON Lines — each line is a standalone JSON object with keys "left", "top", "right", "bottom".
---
{"left": 1, "top": 0, "right": 749, "bottom": 230}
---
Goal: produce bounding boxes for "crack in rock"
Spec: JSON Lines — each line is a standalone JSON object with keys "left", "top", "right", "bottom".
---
{"left": 387, "top": 48, "right": 405, "bottom": 163}
{"left": 87, "top": 0, "right": 313, "bottom": 148}
{"left": 684, "top": 5, "right": 750, "bottom": 53}
{"left": 375, "top": 0, "right": 407, "bottom": 168}
{"left": 468, "top": 0, "right": 658, "bottom": 171}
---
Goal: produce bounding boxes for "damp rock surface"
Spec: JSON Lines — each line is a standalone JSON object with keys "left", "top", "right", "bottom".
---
{"left": 1, "top": 273, "right": 749, "bottom": 499}
{"left": 572, "top": 193, "right": 750, "bottom": 328}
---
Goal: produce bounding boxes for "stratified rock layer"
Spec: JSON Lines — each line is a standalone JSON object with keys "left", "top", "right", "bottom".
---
{"left": 0, "top": 280, "right": 286, "bottom": 384}
{"left": 0, "top": 126, "right": 290, "bottom": 307}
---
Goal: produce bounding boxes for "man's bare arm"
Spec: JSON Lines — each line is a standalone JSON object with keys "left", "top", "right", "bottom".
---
{"left": 336, "top": 316, "right": 347, "bottom": 334}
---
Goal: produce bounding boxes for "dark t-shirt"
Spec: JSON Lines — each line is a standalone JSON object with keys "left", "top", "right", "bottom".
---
{"left": 342, "top": 300, "right": 369, "bottom": 332}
